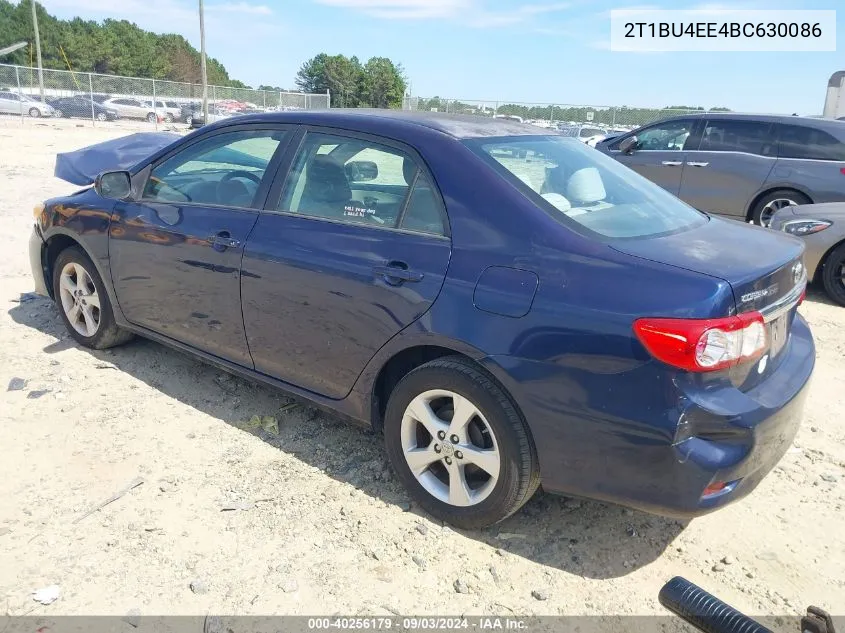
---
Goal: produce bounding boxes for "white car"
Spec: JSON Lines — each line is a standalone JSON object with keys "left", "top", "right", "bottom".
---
{"left": 142, "top": 100, "right": 182, "bottom": 123}
{"left": 0, "top": 91, "right": 55, "bottom": 117}
{"left": 101, "top": 97, "right": 160, "bottom": 122}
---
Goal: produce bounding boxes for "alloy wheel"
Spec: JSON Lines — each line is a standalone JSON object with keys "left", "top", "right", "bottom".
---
{"left": 58, "top": 262, "right": 101, "bottom": 337}
{"left": 400, "top": 389, "right": 500, "bottom": 507}
{"left": 759, "top": 198, "right": 797, "bottom": 227}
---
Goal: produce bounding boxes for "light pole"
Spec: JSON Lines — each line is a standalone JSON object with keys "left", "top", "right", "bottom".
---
{"left": 199, "top": 0, "right": 209, "bottom": 123}
{"left": 30, "top": 0, "right": 44, "bottom": 102}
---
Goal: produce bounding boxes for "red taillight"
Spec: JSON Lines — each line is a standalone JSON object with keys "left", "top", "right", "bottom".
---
{"left": 798, "top": 287, "right": 807, "bottom": 305}
{"left": 840, "top": 167, "right": 845, "bottom": 176}
{"left": 702, "top": 481, "right": 728, "bottom": 497}
{"left": 633, "top": 312, "right": 767, "bottom": 372}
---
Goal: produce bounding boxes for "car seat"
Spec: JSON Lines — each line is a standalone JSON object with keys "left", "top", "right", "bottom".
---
{"left": 566, "top": 167, "right": 606, "bottom": 207}
{"left": 299, "top": 155, "right": 354, "bottom": 219}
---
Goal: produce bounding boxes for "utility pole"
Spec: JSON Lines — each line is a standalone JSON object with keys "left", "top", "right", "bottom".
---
{"left": 31, "top": 0, "right": 44, "bottom": 102}
{"left": 199, "top": 0, "right": 209, "bottom": 123}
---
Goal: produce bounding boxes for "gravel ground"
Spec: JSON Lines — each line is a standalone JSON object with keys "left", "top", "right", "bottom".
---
{"left": 0, "top": 123, "right": 843, "bottom": 623}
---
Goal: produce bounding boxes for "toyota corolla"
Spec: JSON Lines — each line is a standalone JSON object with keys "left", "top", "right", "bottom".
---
{"left": 29, "top": 110, "right": 815, "bottom": 529}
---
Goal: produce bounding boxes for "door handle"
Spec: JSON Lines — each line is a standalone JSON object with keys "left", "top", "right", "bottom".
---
{"left": 686, "top": 161, "right": 709, "bottom": 167}
{"left": 661, "top": 160, "right": 683, "bottom": 166}
{"left": 373, "top": 261, "right": 424, "bottom": 285}
{"left": 207, "top": 231, "right": 241, "bottom": 249}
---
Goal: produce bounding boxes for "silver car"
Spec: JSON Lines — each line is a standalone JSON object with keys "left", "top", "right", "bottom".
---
{"left": 597, "top": 113, "right": 845, "bottom": 226}
{"left": 771, "top": 202, "right": 845, "bottom": 306}
{"left": 0, "top": 91, "right": 55, "bottom": 117}
{"left": 101, "top": 97, "right": 160, "bottom": 122}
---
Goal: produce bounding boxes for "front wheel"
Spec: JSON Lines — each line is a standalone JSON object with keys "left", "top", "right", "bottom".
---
{"left": 821, "top": 242, "right": 845, "bottom": 307}
{"left": 751, "top": 190, "right": 811, "bottom": 227}
{"left": 96, "top": 112, "right": 107, "bottom": 122}
{"left": 54, "top": 110, "right": 64, "bottom": 118}
{"left": 146, "top": 112, "right": 157, "bottom": 123}
{"left": 52, "top": 246, "right": 134, "bottom": 349}
{"left": 384, "top": 356, "right": 540, "bottom": 529}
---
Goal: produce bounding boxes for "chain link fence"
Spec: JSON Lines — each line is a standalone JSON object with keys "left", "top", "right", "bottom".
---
{"left": 402, "top": 96, "right": 724, "bottom": 132}
{"left": 0, "top": 63, "right": 329, "bottom": 131}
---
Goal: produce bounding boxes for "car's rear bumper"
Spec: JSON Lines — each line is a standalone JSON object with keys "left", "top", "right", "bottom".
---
{"left": 479, "top": 313, "right": 815, "bottom": 518}
{"left": 29, "top": 224, "right": 49, "bottom": 297}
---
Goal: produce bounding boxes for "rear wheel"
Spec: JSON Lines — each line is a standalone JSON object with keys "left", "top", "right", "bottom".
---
{"left": 96, "top": 112, "right": 107, "bottom": 122}
{"left": 164, "top": 113, "right": 173, "bottom": 123}
{"left": 384, "top": 356, "right": 539, "bottom": 529}
{"left": 29, "top": 107, "right": 40, "bottom": 118}
{"left": 54, "top": 110, "right": 64, "bottom": 118}
{"left": 751, "top": 190, "right": 811, "bottom": 227}
{"left": 821, "top": 242, "right": 845, "bottom": 307}
{"left": 52, "top": 246, "right": 134, "bottom": 349}
{"left": 146, "top": 112, "right": 157, "bottom": 123}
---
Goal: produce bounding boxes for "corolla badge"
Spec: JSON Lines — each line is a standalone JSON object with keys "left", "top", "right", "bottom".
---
{"left": 741, "top": 285, "right": 779, "bottom": 304}
{"left": 792, "top": 261, "right": 805, "bottom": 285}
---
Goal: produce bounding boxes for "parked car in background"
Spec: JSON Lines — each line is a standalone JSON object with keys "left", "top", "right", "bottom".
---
{"left": 597, "top": 113, "right": 845, "bottom": 225}
{"left": 142, "top": 99, "right": 181, "bottom": 122}
{"left": 48, "top": 96, "right": 119, "bottom": 121}
{"left": 557, "top": 124, "right": 609, "bottom": 144}
{"left": 188, "top": 105, "right": 233, "bottom": 128}
{"left": 101, "top": 97, "right": 161, "bottom": 122}
{"left": 771, "top": 202, "right": 845, "bottom": 305}
{"left": 30, "top": 111, "right": 814, "bottom": 528}
{"left": 0, "top": 91, "right": 55, "bottom": 117}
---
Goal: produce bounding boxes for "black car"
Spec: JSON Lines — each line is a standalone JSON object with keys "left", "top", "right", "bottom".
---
{"left": 48, "top": 97, "right": 119, "bottom": 121}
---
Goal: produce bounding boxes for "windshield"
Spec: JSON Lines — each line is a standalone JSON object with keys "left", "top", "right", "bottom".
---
{"left": 467, "top": 135, "right": 707, "bottom": 239}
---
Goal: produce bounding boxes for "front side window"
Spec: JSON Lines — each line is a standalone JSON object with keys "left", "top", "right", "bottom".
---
{"left": 700, "top": 119, "right": 774, "bottom": 155}
{"left": 778, "top": 124, "right": 845, "bottom": 161}
{"left": 279, "top": 132, "right": 440, "bottom": 231}
{"left": 632, "top": 120, "right": 693, "bottom": 151}
{"left": 143, "top": 129, "right": 285, "bottom": 208}
{"left": 469, "top": 135, "right": 707, "bottom": 239}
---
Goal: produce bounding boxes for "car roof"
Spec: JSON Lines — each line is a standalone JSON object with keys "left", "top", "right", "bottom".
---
{"left": 654, "top": 111, "right": 845, "bottom": 130}
{"left": 213, "top": 109, "right": 551, "bottom": 139}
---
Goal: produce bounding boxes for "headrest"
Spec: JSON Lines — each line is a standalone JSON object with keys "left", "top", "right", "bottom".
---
{"left": 566, "top": 167, "right": 606, "bottom": 204}
{"left": 402, "top": 157, "right": 418, "bottom": 186}
{"left": 305, "top": 155, "right": 351, "bottom": 203}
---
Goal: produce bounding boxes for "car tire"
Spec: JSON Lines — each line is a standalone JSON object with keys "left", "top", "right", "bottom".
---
{"left": 384, "top": 356, "right": 540, "bottom": 529}
{"left": 821, "top": 242, "right": 845, "bottom": 307}
{"left": 96, "top": 112, "right": 107, "bottom": 122}
{"left": 52, "top": 246, "right": 134, "bottom": 350}
{"left": 29, "top": 107, "right": 40, "bottom": 118}
{"left": 164, "top": 114, "right": 173, "bottom": 123}
{"left": 146, "top": 112, "right": 157, "bottom": 123}
{"left": 751, "top": 190, "right": 811, "bottom": 227}
{"left": 54, "top": 110, "right": 64, "bottom": 118}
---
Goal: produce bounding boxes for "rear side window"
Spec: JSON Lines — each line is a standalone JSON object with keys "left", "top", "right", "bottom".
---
{"left": 778, "top": 124, "right": 845, "bottom": 161}
{"left": 700, "top": 120, "right": 775, "bottom": 156}
{"left": 279, "top": 132, "right": 444, "bottom": 234}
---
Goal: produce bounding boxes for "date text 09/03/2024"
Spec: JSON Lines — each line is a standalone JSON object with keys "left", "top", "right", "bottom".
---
{"left": 307, "top": 618, "right": 528, "bottom": 630}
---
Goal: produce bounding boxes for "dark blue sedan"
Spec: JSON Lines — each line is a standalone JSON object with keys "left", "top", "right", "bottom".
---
{"left": 29, "top": 110, "right": 815, "bottom": 528}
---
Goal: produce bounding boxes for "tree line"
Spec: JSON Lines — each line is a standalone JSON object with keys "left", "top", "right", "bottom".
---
{"left": 0, "top": 0, "right": 245, "bottom": 87}
{"left": 294, "top": 54, "right": 407, "bottom": 109}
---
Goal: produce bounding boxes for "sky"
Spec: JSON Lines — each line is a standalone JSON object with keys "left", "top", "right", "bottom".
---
{"left": 36, "top": 0, "right": 844, "bottom": 114}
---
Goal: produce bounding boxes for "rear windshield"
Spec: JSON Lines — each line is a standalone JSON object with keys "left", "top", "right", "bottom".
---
{"left": 467, "top": 135, "right": 707, "bottom": 239}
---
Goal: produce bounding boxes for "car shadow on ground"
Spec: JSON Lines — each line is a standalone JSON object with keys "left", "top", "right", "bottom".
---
{"left": 9, "top": 292, "right": 687, "bottom": 580}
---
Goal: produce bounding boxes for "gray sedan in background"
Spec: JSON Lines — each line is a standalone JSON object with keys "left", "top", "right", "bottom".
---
{"left": 596, "top": 113, "right": 845, "bottom": 226}
{"left": 771, "top": 202, "right": 845, "bottom": 305}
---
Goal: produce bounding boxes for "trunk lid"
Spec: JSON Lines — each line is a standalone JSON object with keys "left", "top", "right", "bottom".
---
{"left": 612, "top": 216, "right": 807, "bottom": 389}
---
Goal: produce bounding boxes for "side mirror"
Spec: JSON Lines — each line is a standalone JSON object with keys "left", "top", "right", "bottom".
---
{"left": 345, "top": 160, "right": 379, "bottom": 182}
{"left": 94, "top": 170, "right": 132, "bottom": 200}
{"left": 618, "top": 135, "right": 638, "bottom": 155}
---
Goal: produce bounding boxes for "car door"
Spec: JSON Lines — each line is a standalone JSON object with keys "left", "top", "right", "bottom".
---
{"left": 241, "top": 128, "right": 452, "bottom": 399}
{"left": 109, "top": 125, "right": 293, "bottom": 366}
{"left": 605, "top": 118, "right": 698, "bottom": 195}
{"left": 678, "top": 118, "right": 777, "bottom": 219}
{"left": 0, "top": 92, "right": 21, "bottom": 115}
